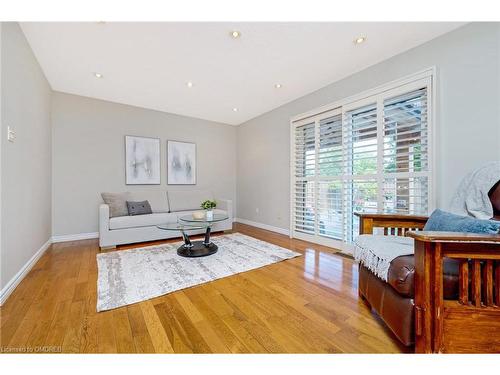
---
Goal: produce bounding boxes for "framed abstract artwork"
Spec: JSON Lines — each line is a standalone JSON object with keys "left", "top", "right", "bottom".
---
{"left": 125, "top": 135, "right": 161, "bottom": 185}
{"left": 167, "top": 140, "right": 196, "bottom": 185}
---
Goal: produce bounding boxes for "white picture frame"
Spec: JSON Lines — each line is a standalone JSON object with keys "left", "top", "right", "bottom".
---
{"left": 167, "top": 140, "right": 196, "bottom": 185}
{"left": 125, "top": 135, "right": 161, "bottom": 185}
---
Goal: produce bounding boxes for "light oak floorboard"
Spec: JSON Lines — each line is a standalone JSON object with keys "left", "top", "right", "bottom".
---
{"left": 0, "top": 223, "right": 409, "bottom": 353}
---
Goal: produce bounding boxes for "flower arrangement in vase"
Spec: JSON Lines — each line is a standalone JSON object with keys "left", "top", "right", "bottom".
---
{"left": 200, "top": 199, "right": 217, "bottom": 220}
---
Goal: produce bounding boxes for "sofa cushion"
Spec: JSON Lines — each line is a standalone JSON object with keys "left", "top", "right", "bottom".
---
{"left": 167, "top": 190, "right": 213, "bottom": 212}
{"left": 101, "top": 192, "right": 131, "bottom": 217}
{"left": 109, "top": 212, "right": 177, "bottom": 230}
{"left": 359, "top": 264, "right": 415, "bottom": 346}
{"left": 424, "top": 209, "right": 500, "bottom": 233}
{"left": 361, "top": 260, "right": 469, "bottom": 347}
{"left": 129, "top": 190, "right": 169, "bottom": 213}
{"left": 388, "top": 255, "right": 459, "bottom": 299}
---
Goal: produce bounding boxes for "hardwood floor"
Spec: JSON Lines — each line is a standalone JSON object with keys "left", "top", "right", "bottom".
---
{"left": 0, "top": 223, "right": 409, "bottom": 353}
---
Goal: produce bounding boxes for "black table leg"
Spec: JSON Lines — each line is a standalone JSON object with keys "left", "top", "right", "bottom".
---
{"left": 176, "top": 226, "right": 218, "bottom": 257}
{"left": 181, "top": 230, "right": 193, "bottom": 248}
{"left": 203, "top": 226, "right": 211, "bottom": 246}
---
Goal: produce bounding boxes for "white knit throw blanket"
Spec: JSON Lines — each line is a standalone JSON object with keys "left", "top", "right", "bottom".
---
{"left": 449, "top": 161, "right": 500, "bottom": 220}
{"left": 353, "top": 235, "right": 415, "bottom": 281}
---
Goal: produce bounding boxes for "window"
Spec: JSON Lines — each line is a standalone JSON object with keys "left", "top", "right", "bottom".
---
{"left": 291, "top": 72, "right": 433, "bottom": 249}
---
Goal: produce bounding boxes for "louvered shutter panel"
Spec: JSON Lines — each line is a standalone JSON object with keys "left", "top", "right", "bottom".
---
{"left": 382, "top": 88, "right": 429, "bottom": 214}
{"left": 293, "top": 122, "right": 316, "bottom": 234}
{"left": 344, "top": 104, "right": 378, "bottom": 175}
{"left": 294, "top": 122, "right": 316, "bottom": 178}
{"left": 382, "top": 177, "right": 428, "bottom": 214}
{"left": 318, "top": 115, "right": 342, "bottom": 177}
{"left": 317, "top": 114, "right": 343, "bottom": 240}
{"left": 343, "top": 104, "right": 378, "bottom": 241}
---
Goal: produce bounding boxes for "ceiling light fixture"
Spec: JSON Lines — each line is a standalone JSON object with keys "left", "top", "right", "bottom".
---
{"left": 186, "top": 81, "right": 194, "bottom": 88}
{"left": 93, "top": 72, "right": 103, "bottom": 78}
{"left": 230, "top": 30, "right": 241, "bottom": 39}
{"left": 354, "top": 36, "right": 366, "bottom": 45}
{"left": 232, "top": 108, "right": 238, "bottom": 112}
{"left": 274, "top": 83, "right": 282, "bottom": 89}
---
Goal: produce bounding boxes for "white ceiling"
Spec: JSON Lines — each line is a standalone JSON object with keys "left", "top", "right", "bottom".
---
{"left": 21, "top": 22, "right": 464, "bottom": 125}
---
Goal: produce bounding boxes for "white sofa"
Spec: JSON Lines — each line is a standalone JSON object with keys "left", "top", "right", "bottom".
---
{"left": 99, "top": 189, "right": 233, "bottom": 249}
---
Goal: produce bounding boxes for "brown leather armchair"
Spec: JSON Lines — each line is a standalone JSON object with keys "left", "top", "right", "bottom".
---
{"left": 356, "top": 181, "right": 500, "bottom": 353}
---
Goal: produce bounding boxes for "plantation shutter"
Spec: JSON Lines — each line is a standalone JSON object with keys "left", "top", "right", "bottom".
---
{"left": 344, "top": 104, "right": 378, "bottom": 176}
{"left": 343, "top": 103, "right": 379, "bottom": 241}
{"left": 382, "top": 88, "right": 429, "bottom": 215}
{"left": 293, "top": 122, "right": 316, "bottom": 234}
{"left": 291, "top": 74, "right": 432, "bottom": 249}
{"left": 317, "top": 114, "right": 343, "bottom": 240}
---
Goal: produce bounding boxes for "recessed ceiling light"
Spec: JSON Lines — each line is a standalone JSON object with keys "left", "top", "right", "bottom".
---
{"left": 230, "top": 30, "right": 241, "bottom": 39}
{"left": 186, "top": 81, "right": 194, "bottom": 88}
{"left": 232, "top": 108, "right": 238, "bottom": 112}
{"left": 354, "top": 36, "right": 366, "bottom": 45}
{"left": 93, "top": 72, "right": 103, "bottom": 78}
{"left": 274, "top": 83, "right": 282, "bottom": 89}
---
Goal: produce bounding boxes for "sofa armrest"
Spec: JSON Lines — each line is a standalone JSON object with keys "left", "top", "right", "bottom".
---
{"left": 354, "top": 212, "right": 428, "bottom": 235}
{"left": 216, "top": 198, "right": 233, "bottom": 220}
{"left": 99, "top": 204, "right": 110, "bottom": 232}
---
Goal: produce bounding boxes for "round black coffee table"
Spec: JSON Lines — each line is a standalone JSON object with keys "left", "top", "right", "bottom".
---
{"left": 157, "top": 213, "right": 229, "bottom": 257}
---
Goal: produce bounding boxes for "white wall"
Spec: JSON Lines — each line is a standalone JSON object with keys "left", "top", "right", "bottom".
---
{"left": 237, "top": 22, "right": 500, "bottom": 231}
{"left": 51, "top": 92, "right": 237, "bottom": 236}
{"left": 1, "top": 23, "right": 52, "bottom": 289}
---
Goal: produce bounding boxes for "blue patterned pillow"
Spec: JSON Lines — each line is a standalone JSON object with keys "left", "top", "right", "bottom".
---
{"left": 424, "top": 209, "right": 500, "bottom": 234}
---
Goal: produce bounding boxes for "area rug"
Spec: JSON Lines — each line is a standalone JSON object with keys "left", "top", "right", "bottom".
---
{"left": 96, "top": 233, "right": 301, "bottom": 311}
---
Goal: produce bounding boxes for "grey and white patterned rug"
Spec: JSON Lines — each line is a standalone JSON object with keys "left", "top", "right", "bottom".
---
{"left": 96, "top": 233, "right": 301, "bottom": 311}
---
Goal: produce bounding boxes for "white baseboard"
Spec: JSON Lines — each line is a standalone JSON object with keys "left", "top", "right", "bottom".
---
{"left": 51, "top": 232, "right": 99, "bottom": 243}
{"left": 234, "top": 218, "right": 290, "bottom": 236}
{"left": 0, "top": 231, "right": 99, "bottom": 306}
{"left": 0, "top": 239, "right": 52, "bottom": 306}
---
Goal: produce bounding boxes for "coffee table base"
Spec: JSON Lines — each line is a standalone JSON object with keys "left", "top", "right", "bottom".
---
{"left": 177, "top": 242, "right": 218, "bottom": 257}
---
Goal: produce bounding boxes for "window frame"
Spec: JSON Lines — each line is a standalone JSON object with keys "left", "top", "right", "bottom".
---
{"left": 289, "top": 68, "right": 436, "bottom": 253}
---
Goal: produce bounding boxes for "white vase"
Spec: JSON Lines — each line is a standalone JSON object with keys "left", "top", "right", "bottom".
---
{"left": 206, "top": 210, "right": 214, "bottom": 220}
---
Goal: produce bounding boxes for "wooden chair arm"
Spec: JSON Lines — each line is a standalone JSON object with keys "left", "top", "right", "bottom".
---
{"left": 354, "top": 213, "right": 429, "bottom": 221}
{"left": 412, "top": 230, "right": 500, "bottom": 353}
{"left": 407, "top": 231, "right": 500, "bottom": 243}
{"left": 355, "top": 212, "right": 428, "bottom": 235}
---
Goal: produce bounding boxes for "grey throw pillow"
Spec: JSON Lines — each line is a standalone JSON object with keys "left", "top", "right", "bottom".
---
{"left": 126, "top": 200, "right": 153, "bottom": 216}
{"left": 101, "top": 192, "right": 131, "bottom": 217}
